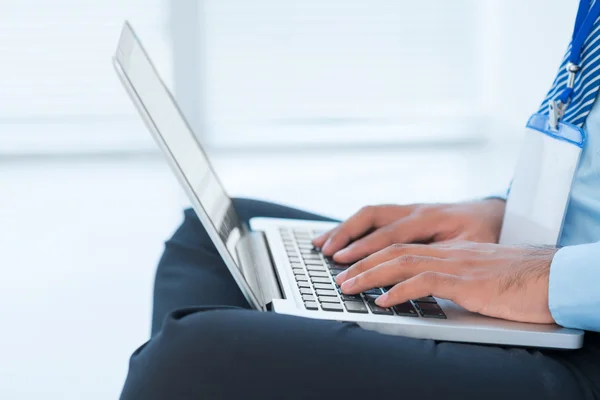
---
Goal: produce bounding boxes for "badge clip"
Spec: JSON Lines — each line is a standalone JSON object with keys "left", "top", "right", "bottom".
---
{"left": 548, "top": 100, "right": 564, "bottom": 131}
{"left": 549, "top": 62, "right": 580, "bottom": 131}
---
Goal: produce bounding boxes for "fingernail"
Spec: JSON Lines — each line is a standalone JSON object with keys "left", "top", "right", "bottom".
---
{"left": 375, "top": 293, "right": 388, "bottom": 306}
{"left": 334, "top": 248, "right": 348, "bottom": 258}
{"left": 341, "top": 278, "right": 355, "bottom": 292}
{"left": 322, "top": 239, "right": 333, "bottom": 254}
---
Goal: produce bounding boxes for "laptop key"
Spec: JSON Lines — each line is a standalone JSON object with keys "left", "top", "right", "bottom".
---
{"left": 416, "top": 302, "right": 447, "bottom": 319}
{"left": 297, "top": 281, "right": 311, "bottom": 289}
{"left": 299, "top": 247, "right": 317, "bottom": 253}
{"left": 393, "top": 301, "right": 419, "bottom": 317}
{"left": 328, "top": 262, "right": 349, "bottom": 269}
{"left": 293, "top": 269, "right": 306, "bottom": 276}
{"left": 300, "top": 250, "right": 321, "bottom": 261}
{"left": 316, "top": 289, "right": 337, "bottom": 297}
{"left": 302, "top": 252, "right": 321, "bottom": 258}
{"left": 329, "top": 268, "right": 346, "bottom": 276}
{"left": 362, "top": 293, "right": 381, "bottom": 302}
{"left": 295, "top": 274, "right": 308, "bottom": 282}
{"left": 345, "top": 301, "right": 368, "bottom": 314}
{"left": 341, "top": 294, "right": 363, "bottom": 302}
{"left": 299, "top": 288, "right": 313, "bottom": 295}
{"left": 305, "top": 265, "right": 327, "bottom": 272}
{"left": 303, "top": 258, "right": 322, "bottom": 264}
{"left": 414, "top": 296, "right": 437, "bottom": 303}
{"left": 363, "top": 288, "right": 382, "bottom": 296}
{"left": 304, "top": 301, "right": 319, "bottom": 310}
{"left": 318, "top": 296, "right": 341, "bottom": 304}
{"left": 296, "top": 235, "right": 312, "bottom": 240}
{"left": 302, "top": 294, "right": 316, "bottom": 302}
{"left": 313, "top": 282, "right": 334, "bottom": 290}
{"left": 310, "top": 276, "right": 332, "bottom": 284}
{"left": 366, "top": 300, "right": 393, "bottom": 315}
{"left": 309, "top": 271, "right": 329, "bottom": 278}
{"left": 321, "top": 303, "right": 344, "bottom": 312}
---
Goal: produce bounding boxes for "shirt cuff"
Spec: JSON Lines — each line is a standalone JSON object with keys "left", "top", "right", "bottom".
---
{"left": 549, "top": 243, "right": 600, "bottom": 332}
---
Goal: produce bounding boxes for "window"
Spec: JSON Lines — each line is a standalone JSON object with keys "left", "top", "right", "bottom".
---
{"left": 173, "top": 0, "right": 576, "bottom": 149}
{"left": 0, "top": 0, "right": 171, "bottom": 153}
{"left": 0, "top": 0, "right": 577, "bottom": 154}
{"left": 198, "top": 0, "right": 485, "bottom": 147}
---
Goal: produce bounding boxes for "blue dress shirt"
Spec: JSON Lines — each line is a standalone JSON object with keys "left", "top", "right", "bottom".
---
{"left": 497, "top": 1, "right": 600, "bottom": 333}
{"left": 548, "top": 102, "right": 600, "bottom": 332}
{"left": 498, "top": 96, "right": 600, "bottom": 332}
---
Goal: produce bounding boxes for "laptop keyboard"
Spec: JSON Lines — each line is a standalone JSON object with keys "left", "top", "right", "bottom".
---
{"left": 279, "top": 227, "right": 447, "bottom": 319}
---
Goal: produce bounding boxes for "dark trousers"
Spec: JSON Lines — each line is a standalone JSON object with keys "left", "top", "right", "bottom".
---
{"left": 121, "top": 199, "right": 600, "bottom": 400}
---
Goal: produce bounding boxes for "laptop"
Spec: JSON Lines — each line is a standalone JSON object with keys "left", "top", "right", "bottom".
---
{"left": 113, "top": 22, "right": 584, "bottom": 349}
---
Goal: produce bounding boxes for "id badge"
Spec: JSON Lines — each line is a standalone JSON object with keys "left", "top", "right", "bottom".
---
{"left": 499, "top": 113, "right": 586, "bottom": 246}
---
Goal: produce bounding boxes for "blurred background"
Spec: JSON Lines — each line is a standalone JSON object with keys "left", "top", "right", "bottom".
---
{"left": 0, "top": 0, "right": 577, "bottom": 398}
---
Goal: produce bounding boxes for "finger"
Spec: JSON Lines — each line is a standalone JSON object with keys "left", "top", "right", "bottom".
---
{"left": 312, "top": 228, "right": 336, "bottom": 248}
{"left": 319, "top": 207, "right": 375, "bottom": 255}
{"left": 340, "top": 255, "right": 448, "bottom": 295}
{"left": 331, "top": 226, "right": 395, "bottom": 264}
{"left": 336, "top": 243, "right": 448, "bottom": 285}
{"left": 333, "top": 215, "right": 435, "bottom": 263}
{"left": 375, "top": 272, "right": 461, "bottom": 308}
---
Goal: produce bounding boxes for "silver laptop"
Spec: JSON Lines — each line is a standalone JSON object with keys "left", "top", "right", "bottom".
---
{"left": 113, "top": 22, "right": 584, "bottom": 349}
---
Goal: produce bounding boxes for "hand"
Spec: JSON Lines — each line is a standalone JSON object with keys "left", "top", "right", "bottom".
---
{"left": 335, "top": 241, "right": 558, "bottom": 324}
{"left": 312, "top": 199, "right": 506, "bottom": 264}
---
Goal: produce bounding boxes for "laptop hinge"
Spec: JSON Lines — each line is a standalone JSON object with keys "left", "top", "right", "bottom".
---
{"left": 236, "top": 232, "right": 283, "bottom": 309}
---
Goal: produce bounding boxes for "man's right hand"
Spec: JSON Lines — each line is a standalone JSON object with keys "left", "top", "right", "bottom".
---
{"left": 312, "top": 199, "right": 506, "bottom": 264}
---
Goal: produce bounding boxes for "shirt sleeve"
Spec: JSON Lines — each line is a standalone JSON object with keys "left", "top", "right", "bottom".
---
{"left": 549, "top": 241, "right": 600, "bottom": 332}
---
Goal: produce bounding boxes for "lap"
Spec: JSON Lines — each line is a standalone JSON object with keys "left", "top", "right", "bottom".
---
{"left": 151, "top": 198, "right": 337, "bottom": 334}
{"left": 129, "top": 198, "right": 597, "bottom": 400}
{"left": 123, "top": 307, "right": 585, "bottom": 400}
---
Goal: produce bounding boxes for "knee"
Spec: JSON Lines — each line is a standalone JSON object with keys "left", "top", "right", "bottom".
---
{"left": 120, "top": 308, "right": 250, "bottom": 400}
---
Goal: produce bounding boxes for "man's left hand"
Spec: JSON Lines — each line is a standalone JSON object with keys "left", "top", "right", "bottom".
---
{"left": 335, "top": 241, "right": 558, "bottom": 324}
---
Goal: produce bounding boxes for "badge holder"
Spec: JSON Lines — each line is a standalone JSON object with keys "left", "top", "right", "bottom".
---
{"left": 499, "top": 113, "right": 585, "bottom": 245}
{"left": 500, "top": 0, "right": 599, "bottom": 245}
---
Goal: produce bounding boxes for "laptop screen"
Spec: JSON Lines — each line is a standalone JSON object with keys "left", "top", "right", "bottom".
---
{"left": 115, "top": 23, "right": 244, "bottom": 268}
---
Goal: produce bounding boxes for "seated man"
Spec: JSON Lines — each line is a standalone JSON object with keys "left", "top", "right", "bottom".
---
{"left": 120, "top": 4, "right": 600, "bottom": 399}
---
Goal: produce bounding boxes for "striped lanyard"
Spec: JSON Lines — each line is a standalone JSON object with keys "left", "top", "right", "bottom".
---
{"left": 549, "top": 0, "right": 600, "bottom": 129}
